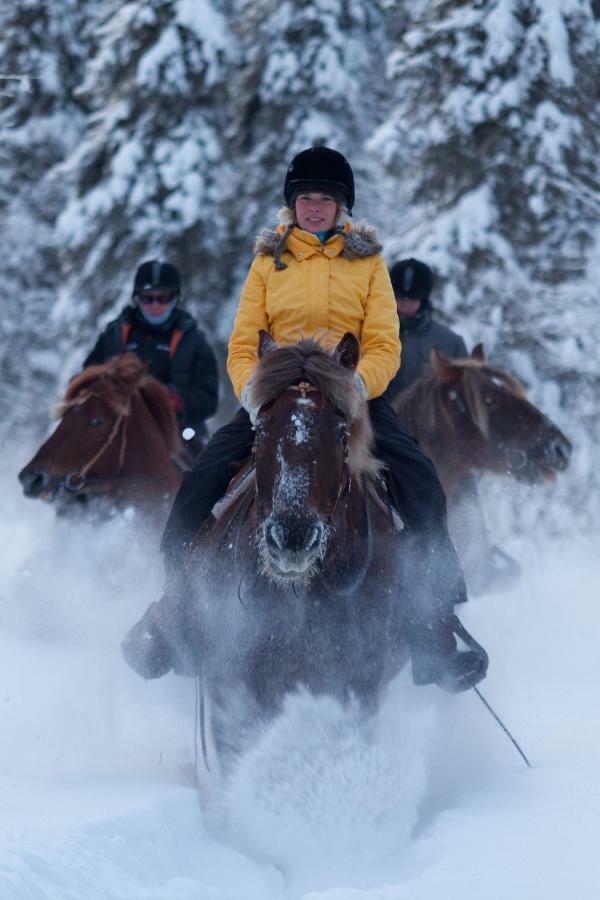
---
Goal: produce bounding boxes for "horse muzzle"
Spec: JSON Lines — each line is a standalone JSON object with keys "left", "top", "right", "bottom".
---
{"left": 506, "top": 432, "right": 572, "bottom": 484}
{"left": 263, "top": 517, "right": 326, "bottom": 579}
{"left": 542, "top": 435, "right": 572, "bottom": 473}
{"left": 18, "top": 467, "right": 52, "bottom": 498}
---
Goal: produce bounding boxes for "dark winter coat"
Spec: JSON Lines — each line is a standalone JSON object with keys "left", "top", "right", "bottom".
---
{"left": 385, "top": 301, "right": 468, "bottom": 400}
{"left": 84, "top": 305, "right": 219, "bottom": 436}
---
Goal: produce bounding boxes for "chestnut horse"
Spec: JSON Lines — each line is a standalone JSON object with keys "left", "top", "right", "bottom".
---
{"left": 18, "top": 354, "right": 189, "bottom": 520}
{"left": 392, "top": 345, "right": 572, "bottom": 592}
{"left": 181, "top": 334, "right": 407, "bottom": 763}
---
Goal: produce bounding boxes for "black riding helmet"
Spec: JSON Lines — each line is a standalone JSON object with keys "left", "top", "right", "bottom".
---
{"left": 284, "top": 146, "right": 355, "bottom": 212}
{"left": 132, "top": 259, "right": 181, "bottom": 298}
{"left": 389, "top": 259, "right": 433, "bottom": 301}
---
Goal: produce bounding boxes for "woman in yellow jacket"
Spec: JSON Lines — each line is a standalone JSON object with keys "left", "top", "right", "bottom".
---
{"left": 123, "top": 147, "right": 488, "bottom": 692}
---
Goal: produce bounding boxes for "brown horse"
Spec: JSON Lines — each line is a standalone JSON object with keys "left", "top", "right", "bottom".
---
{"left": 18, "top": 354, "right": 189, "bottom": 520}
{"left": 178, "top": 333, "right": 407, "bottom": 760}
{"left": 392, "top": 345, "right": 572, "bottom": 591}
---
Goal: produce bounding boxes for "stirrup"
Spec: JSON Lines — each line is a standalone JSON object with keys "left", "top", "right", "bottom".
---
{"left": 412, "top": 616, "right": 489, "bottom": 692}
{"left": 452, "top": 615, "right": 488, "bottom": 657}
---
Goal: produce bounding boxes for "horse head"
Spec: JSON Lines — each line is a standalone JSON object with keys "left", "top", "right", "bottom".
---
{"left": 428, "top": 345, "right": 572, "bottom": 486}
{"left": 250, "top": 331, "right": 374, "bottom": 586}
{"left": 18, "top": 354, "right": 184, "bottom": 513}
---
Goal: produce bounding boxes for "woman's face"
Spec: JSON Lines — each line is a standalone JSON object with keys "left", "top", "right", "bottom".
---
{"left": 295, "top": 192, "right": 339, "bottom": 233}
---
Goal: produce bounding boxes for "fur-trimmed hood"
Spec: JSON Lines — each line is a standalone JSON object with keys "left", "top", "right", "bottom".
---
{"left": 254, "top": 208, "right": 383, "bottom": 270}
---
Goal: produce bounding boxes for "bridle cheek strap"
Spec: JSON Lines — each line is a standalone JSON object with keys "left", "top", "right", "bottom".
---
{"left": 77, "top": 408, "right": 128, "bottom": 481}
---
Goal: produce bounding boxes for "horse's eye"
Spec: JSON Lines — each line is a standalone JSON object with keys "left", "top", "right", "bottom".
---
{"left": 90, "top": 417, "right": 104, "bottom": 427}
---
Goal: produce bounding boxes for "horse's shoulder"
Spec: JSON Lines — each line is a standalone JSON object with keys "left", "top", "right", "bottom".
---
{"left": 211, "top": 462, "right": 255, "bottom": 525}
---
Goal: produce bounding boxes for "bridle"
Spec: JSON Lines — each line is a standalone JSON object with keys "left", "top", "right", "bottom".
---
{"left": 63, "top": 394, "right": 130, "bottom": 492}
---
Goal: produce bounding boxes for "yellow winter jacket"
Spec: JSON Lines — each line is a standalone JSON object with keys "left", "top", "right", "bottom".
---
{"left": 227, "top": 222, "right": 401, "bottom": 400}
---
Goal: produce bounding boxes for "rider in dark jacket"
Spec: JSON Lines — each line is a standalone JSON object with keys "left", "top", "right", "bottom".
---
{"left": 386, "top": 258, "right": 520, "bottom": 595}
{"left": 84, "top": 260, "right": 219, "bottom": 447}
{"left": 385, "top": 259, "right": 468, "bottom": 399}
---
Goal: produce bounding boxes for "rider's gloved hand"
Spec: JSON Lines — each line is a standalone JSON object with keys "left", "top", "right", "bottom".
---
{"left": 241, "top": 379, "right": 261, "bottom": 424}
{"left": 354, "top": 372, "right": 368, "bottom": 400}
{"left": 168, "top": 387, "right": 184, "bottom": 414}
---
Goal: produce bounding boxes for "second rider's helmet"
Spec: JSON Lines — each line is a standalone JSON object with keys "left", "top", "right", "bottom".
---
{"left": 132, "top": 260, "right": 181, "bottom": 298}
{"left": 389, "top": 259, "right": 433, "bottom": 301}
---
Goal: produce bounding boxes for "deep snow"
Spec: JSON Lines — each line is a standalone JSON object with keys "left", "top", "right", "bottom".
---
{"left": 1, "top": 448, "right": 599, "bottom": 900}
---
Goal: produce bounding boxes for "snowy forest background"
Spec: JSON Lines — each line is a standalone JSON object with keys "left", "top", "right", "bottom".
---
{"left": 1, "top": 0, "right": 599, "bottom": 532}
{"left": 1, "top": 4, "right": 600, "bottom": 896}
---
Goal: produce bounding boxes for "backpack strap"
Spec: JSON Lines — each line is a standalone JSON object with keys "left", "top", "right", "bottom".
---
{"left": 120, "top": 322, "right": 132, "bottom": 353}
{"left": 169, "top": 328, "right": 184, "bottom": 360}
{"left": 121, "top": 322, "right": 183, "bottom": 359}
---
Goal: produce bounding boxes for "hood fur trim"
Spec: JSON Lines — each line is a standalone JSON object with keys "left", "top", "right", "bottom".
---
{"left": 254, "top": 208, "right": 382, "bottom": 269}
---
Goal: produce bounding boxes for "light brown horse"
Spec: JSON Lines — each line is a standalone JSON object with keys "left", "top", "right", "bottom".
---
{"left": 19, "top": 354, "right": 189, "bottom": 520}
{"left": 392, "top": 345, "right": 572, "bottom": 591}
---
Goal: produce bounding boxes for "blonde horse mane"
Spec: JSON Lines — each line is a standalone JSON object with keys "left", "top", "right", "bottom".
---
{"left": 398, "top": 356, "right": 527, "bottom": 440}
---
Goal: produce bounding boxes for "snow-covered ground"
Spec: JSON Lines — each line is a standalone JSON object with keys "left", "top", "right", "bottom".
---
{"left": 1, "top": 448, "right": 599, "bottom": 900}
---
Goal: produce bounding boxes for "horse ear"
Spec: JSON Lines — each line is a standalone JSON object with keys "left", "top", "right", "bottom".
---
{"left": 334, "top": 332, "right": 360, "bottom": 370}
{"left": 471, "top": 343, "right": 486, "bottom": 362}
{"left": 258, "top": 330, "right": 277, "bottom": 358}
{"left": 431, "top": 347, "right": 461, "bottom": 384}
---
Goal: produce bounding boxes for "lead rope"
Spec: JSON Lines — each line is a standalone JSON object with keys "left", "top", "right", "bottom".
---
{"left": 472, "top": 685, "right": 531, "bottom": 768}
{"left": 194, "top": 673, "right": 211, "bottom": 774}
{"left": 452, "top": 615, "right": 531, "bottom": 767}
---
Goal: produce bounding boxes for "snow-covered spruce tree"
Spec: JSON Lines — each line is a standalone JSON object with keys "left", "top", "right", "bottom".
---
{"left": 0, "top": 0, "right": 87, "bottom": 435}
{"left": 224, "top": 0, "right": 389, "bottom": 296}
{"left": 370, "top": 0, "right": 600, "bottom": 529}
{"left": 55, "top": 0, "right": 236, "bottom": 378}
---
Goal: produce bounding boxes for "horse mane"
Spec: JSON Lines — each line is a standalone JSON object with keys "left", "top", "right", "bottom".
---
{"left": 397, "top": 357, "right": 526, "bottom": 439}
{"left": 250, "top": 338, "right": 379, "bottom": 477}
{"left": 59, "top": 354, "right": 183, "bottom": 456}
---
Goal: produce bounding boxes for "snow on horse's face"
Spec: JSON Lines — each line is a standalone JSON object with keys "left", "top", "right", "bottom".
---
{"left": 251, "top": 332, "right": 361, "bottom": 586}
{"left": 254, "top": 387, "right": 347, "bottom": 584}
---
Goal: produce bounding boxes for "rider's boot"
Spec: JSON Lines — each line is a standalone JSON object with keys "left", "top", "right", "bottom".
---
{"left": 121, "top": 567, "right": 200, "bottom": 679}
{"left": 409, "top": 614, "right": 488, "bottom": 693}
{"left": 121, "top": 598, "right": 175, "bottom": 679}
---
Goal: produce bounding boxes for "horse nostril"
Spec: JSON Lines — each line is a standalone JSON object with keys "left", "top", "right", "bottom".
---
{"left": 304, "top": 525, "right": 322, "bottom": 552}
{"left": 267, "top": 523, "right": 284, "bottom": 550}
{"left": 19, "top": 468, "right": 51, "bottom": 497}
{"left": 551, "top": 439, "right": 572, "bottom": 471}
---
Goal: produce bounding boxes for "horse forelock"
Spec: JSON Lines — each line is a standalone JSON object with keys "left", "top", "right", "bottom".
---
{"left": 251, "top": 339, "right": 378, "bottom": 477}
{"left": 251, "top": 340, "right": 357, "bottom": 416}
{"left": 458, "top": 358, "right": 526, "bottom": 397}
{"left": 63, "top": 355, "right": 145, "bottom": 407}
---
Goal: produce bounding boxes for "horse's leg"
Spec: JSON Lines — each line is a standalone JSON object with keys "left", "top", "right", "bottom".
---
{"left": 449, "top": 475, "right": 521, "bottom": 596}
{"left": 121, "top": 572, "right": 203, "bottom": 678}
